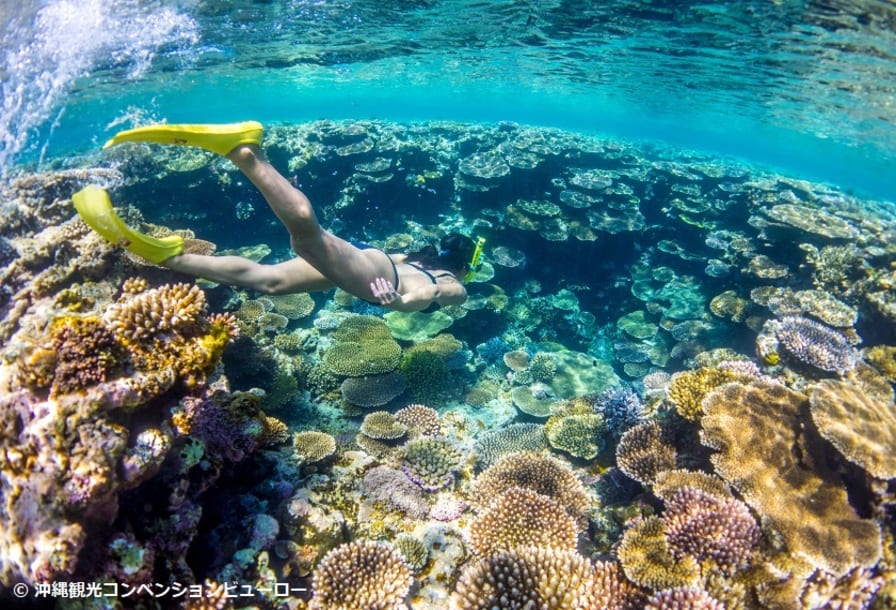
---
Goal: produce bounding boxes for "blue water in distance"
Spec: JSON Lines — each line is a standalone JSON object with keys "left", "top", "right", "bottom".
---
{"left": 4, "top": 0, "right": 896, "bottom": 201}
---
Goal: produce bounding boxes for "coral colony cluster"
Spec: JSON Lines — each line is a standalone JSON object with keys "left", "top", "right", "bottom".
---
{"left": 1, "top": 120, "right": 895, "bottom": 609}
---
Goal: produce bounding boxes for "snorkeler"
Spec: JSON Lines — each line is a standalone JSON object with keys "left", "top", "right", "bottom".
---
{"left": 73, "top": 122, "right": 480, "bottom": 313}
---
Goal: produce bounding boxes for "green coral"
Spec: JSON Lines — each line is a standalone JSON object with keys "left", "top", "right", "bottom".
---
{"left": 384, "top": 310, "right": 454, "bottom": 342}
{"left": 400, "top": 350, "right": 454, "bottom": 404}
{"left": 323, "top": 316, "right": 402, "bottom": 376}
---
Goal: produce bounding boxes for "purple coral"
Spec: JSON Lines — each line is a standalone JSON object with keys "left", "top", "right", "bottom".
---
{"left": 362, "top": 466, "right": 430, "bottom": 519}
{"left": 594, "top": 386, "right": 645, "bottom": 440}
{"left": 663, "top": 486, "right": 760, "bottom": 574}
{"left": 757, "top": 315, "right": 859, "bottom": 373}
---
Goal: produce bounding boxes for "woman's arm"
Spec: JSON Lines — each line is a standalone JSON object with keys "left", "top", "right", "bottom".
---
{"left": 370, "top": 278, "right": 467, "bottom": 312}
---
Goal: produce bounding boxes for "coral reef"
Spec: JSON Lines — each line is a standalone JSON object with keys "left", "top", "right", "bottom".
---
{"left": 401, "top": 437, "right": 465, "bottom": 491}
{"left": 472, "top": 423, "right": 546, "bottom": 469}
{"left": 293, "top": 430, "right": 337, "bottom": 465}
{"left": 394, "top": 403, "right": 441, "bottom": 435}
{"left": 323, "top": 315, "right": 402, "bottom": 376}
{"left": 616, "top": 421, "right": 677, "bottom": 487}
{"left": 341, "top": 371, "right": 407, "bottom": 407}
{"left": 756, "top": 316, "right": 859, "bottom": 373}
{"left": 360, "top": 411, "right": 408, "bottom": 440}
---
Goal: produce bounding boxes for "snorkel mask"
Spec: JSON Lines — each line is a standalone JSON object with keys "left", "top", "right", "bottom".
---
{"left": 463, "top": 236, "right": 486, "bottom": 282}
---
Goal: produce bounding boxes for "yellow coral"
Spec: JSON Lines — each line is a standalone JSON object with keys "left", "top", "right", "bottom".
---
{"left": 615, "top": 421, "right": 676, "bottom": 487}
{"left": 617, "top": 516, "right": 699, "bottom": 590}
{"left": 809, "top": 378, "right": 896, "bottom": 479}
{"left": 668, "top": 367, "right": 752, "bottom": 422}
{"left": 701, "top": 381, "right": 881, "bottom": 576}
{"left": 467, "top": 487, "right": 579, "bottom": 556}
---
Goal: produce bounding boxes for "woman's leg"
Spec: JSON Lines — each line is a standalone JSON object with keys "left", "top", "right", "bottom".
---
{"left": 163, "top": 254, "right": 334, "bottom": 295}
{"left": 226, "top": 145, "right": 394, "bottom": 300}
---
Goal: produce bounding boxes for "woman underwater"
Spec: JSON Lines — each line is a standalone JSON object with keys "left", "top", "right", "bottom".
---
{"left": 73, "top": 122, "right": 478, "bottom": 313}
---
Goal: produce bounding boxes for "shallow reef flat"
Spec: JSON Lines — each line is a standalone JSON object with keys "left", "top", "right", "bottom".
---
{"left": 0, "top": 120, "right": 894, "bottom": 608}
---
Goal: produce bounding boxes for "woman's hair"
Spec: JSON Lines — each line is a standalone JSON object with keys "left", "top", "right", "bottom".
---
{"left": 406, "top": 233, "right": 476, "bottom": 275}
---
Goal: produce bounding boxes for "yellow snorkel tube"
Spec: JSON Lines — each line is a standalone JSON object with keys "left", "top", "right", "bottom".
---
{"left": 463, "top": 236, "right": 486, "bottom": 282}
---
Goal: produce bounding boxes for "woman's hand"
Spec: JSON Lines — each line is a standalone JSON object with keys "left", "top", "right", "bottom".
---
{"left": 370, "top": 277, "right": 402, "bottom": 306}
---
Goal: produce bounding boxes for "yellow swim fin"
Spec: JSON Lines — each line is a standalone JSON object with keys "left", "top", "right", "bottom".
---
{"left": 102, "top": 121, "right": 264, "bottom": 156}
{"left": 72, "top": 186, "right": 184, "bottom": 264}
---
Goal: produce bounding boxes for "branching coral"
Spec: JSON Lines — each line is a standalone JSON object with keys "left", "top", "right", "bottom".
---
{"left": 756, "top": 316, "right": 859, "bottom": 373}
{"left": 451, "top": 547, "right": 602, "bottom": 610}
{"left": 394, "top": 404, "right": 441, "bottom": 435}
{"left": 401, "top": 437, "right": 464, "bottom": 491}
{"left": 104, "top": 283, "right": 206, "bottom": 344}
{"left": 667, "top": 367, "right": 753, "bottom": 422}
{"left": 618, "top": 516, "right": 700, "bottom": 590}
{"left": 616, "top": 421, "right": 677, "bottom": 487}
{"left": 310, "top": 540, "right": 412, "bottom": 610}
{"left": 467, "top": 487, "right": 579, "bottom": 556}
{"left": 468, "top": 452, "right": 590, "bottom": 526}
{"left": 644, "top": 587, "right": 725, "bottom": 610}
{"left": 663, "top": 485, "right": 760, "bottom": 574}
{"left": 700, "top": 381, "right": 881, "bottom": 576}
{"left": 544, "top": 399, "right": 606, "bottom": 459}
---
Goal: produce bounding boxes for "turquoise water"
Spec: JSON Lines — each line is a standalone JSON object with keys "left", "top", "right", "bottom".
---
{"left": 3, "top": 0, "right": 895, "bottom": 199}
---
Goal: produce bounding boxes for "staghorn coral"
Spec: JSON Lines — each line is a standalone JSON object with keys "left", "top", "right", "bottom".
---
{"left": 401, "top": 437, "right": 464, "bottom": 491}
{"left": 472, "top": 423, "right": 546, "bottom": 470}
{"left": 616, "top": 421, "right": 677, "bottom": 487}
{"left": 617, "top": 516, "right": 700, "bottom": 590}
{"left": 310, "top": 540, "right": 412, "bottom": 610}
{"left": 663, "top": 485, "right": 760, "bottom": 575}
{"left": 394, "top": 404, "right": 440, "bottom": 435}
{"left": 451, "top": 546, "right": 601, "bottom": 610}
{"left": 341, "top": 372, "right": 407, "bottom": 408}
{"left": 756, "top": 315, "right": 859, "bottom": 373}
{"left": 293, "top": 431, "right": 337, "bottom": 465}
{"left": 467, "top": 487, "right": 579, "bottom": 556}
{"left": 468, "top": 451, "right": 590, "bottom": 526}
{"left": 808, "top": 378, "right": 896, "bottom": 479}
{"left": 700, "top": 381, "right": 882, "bottom": 576}
{"left": 644, "top": 587, "right": 725, "bottom": 610}
{"left": 360, "top": 411, "right": 408, "bottom": 440}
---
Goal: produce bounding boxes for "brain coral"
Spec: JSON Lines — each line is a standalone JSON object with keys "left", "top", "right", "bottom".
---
{"left": 451, "top": 547, "right": 601, "bottom": 610}
{"left": 310, "top": 540, "right": 411, "bottom": 610}
{"left": 467, "top": 487, "right": 579, "bottom": 556}
{"left": 756, "top": 316, "right": 859, "bottom": 373}
{"left": 401, "top": 437, "right": 464, "bottom": 491}
{"left": 615, "top": 421, "right": 677, "bottom": 487}
{"left": 808, "top": 378, "right": 896, "bottom": 479}
{"left": 700, "top": 381, "right": 881, "bottom": 576}
{"left": 663, "top": 485, "right": 760, "bottom": 574}
{"left": 340, "top": 372, "right": 407, "bottom": 407}
{"left": 468, "top": 452, "right": 590, "bottom": 526}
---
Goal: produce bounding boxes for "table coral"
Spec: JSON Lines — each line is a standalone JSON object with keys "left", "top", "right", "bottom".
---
{"left": 360, "top": 411, "right": 408, "bottom": 440}
{"left": 756, "top": 315, "right": 859, "bottom": 373}
{"left": 341, "top": 371, "right": 407, "bottom": 407}
{"left": 472, "top": 423, "right": 546, "bottom": 470}
{"left": 544, "top": 402, "right": 606, "bottom": 460}
{"left": 700, "top": 381, "right": 881, "bottom": 576}
{"left": 808, "top": 378, "right": 896, "bottom": 479}
{"left": 667, "top": 367, "right": 753, "bottom": 422}
{"left": 310, "top": 540, "right": 412, "bottom": 610}
{"left": 467, "top": 487, "right": 579, "bottom": 556}
{"left": 293, "top": 430, "right": 337, "bottom": 465}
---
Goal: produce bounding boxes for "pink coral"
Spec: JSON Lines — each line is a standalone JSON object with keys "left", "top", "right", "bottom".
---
{"left": 663, "top": 485, "right": 760, "bottom": 574}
